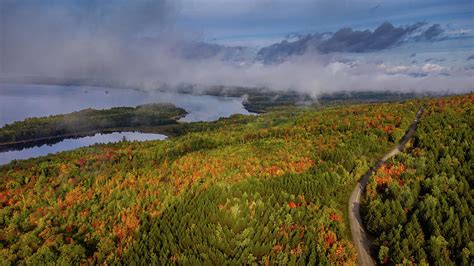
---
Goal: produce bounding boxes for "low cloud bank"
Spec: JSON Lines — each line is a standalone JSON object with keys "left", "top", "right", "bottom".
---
{"left": 1, "top": 1, "right": 472, "bottom": 97}
{"left": 170, "top": 55, "right": 473, "bottom": 97}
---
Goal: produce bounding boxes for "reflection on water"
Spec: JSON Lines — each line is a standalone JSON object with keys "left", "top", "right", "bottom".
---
{"left": 0, "top": 83, "right": 252, "bottom": 126}
{"left": 0, "top": 83, "right": 254, "bottom": 165}
{"left": 0, "top": 132, "right": 167, "bottom": 165}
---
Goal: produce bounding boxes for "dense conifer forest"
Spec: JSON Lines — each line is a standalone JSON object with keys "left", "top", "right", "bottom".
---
{"left": 363, "top": 95, "right": 473, "bottom": 265}
{"left": 0, "top": 103, "right": 186, "bottom": 144}
{"left": 0, "top": 94, "right": 471, "bottom": 264}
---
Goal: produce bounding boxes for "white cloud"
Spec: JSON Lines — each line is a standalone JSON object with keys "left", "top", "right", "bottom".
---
{"left": 422, "top": 63, "right": 445, "bottom": 72}
{"left": 379, "top": 63, "right": 446, "bottom": 75}
{"left": 2, "top": 0, "right": 473, "bottom": 98}
{"left": 445, "top": 29, "right": 472, "bottom": 35}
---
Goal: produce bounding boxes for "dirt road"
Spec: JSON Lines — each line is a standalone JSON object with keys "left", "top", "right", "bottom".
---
{"left": 348, "top": 107, "right": 423, "bottom": 265}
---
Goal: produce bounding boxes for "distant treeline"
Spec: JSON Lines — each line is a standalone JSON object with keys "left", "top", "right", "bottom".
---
{"left": 0, "top": 103, "right": 187, "bottom": 144}
{"left": 2, "top": 75, "right": 432, "bottom": 113}
{"left": 197, "top": 86, "right": 425, "bottom": 113}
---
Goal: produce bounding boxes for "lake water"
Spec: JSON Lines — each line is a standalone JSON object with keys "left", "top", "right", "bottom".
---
{"left": 0, "top": 132, "right": 167, "bottom": 165}
{"left": 0, "top": 83, "right": 251, "bottom": 126}
{"left": 0, "top": 83, "right": 252, "bottom": 165}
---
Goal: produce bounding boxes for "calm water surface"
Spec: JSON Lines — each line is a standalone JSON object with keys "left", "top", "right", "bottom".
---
{"left": 0, "top": 83, "right": 252, "bottom": 165}
{"left": 0, "top": 132, "right": 167, "bottom": 165}
{"left": 0, "top": 83, "right": 251, "bottom": 125}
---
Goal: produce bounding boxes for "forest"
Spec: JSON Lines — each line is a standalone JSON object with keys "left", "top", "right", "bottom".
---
{"left": 362, "top": 95, "right": 473, "bottom": 265}
{"left": 0, "top": 94, "right": 471, "bottom": 264}
{"left": 199, "top": 86, "right": 420, "bottom": 113}
{"left": 0, "top": 103, "right": 187, "bottom": 144}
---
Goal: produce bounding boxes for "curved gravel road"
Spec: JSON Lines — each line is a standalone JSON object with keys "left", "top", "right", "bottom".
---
{"left": 348, "top": 107, "right": 423, "bottom": 266}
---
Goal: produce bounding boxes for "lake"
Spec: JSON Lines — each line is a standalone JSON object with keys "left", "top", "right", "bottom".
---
{"left": 0, "top": 83, "right": 252, "bottom": 126}
{"left": 0, "top": 83, "right": 253, "bottom": 165}
{"left": 0, "top": 132, "right": 167, "bottom": 165}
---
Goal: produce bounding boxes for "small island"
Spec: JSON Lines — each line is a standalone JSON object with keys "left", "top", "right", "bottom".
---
{"left": 0, "top": 103, "right": 187, "bottom": 149}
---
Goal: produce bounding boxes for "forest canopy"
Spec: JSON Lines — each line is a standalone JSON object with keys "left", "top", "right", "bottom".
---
{"left": 0, "top": 94, "right": 472, "bottom": 264}
{"left": 363, "top": 95, "right": 473, "bottom": 265}
{"left": 0, "top": 103, "right": 187, "bottom": 144}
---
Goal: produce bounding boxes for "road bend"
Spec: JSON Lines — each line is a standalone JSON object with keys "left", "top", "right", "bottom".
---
{"left": 348, "top": 107, "right": 423, "bottom": 266}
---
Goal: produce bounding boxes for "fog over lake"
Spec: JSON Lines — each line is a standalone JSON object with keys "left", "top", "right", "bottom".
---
{"left": 0, "top": 83, "right": 252, "bottom": 126}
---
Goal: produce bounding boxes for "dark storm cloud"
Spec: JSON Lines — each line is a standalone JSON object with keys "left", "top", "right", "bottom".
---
{"left": 318, "top": 22, "right": 424, "bottom": 53}
{"left": 425, "top": 58, "right": 447, "bottom": 63}
{"left": 414, "top": 24, "right": 445, "bottom": 41}
{"left": 257, "top": 22, "right": 426, "bottom": 64}
{"left": 0, "top": 1, "right": 472, "bottom": 97}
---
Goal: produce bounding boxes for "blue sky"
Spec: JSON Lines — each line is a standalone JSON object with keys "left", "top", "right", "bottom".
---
{"left": 2, "top": 0, "right": 473, "bottom": 95}
{"left": 3, "top": 0, "right": 472, "bottom": 46}
{"left": 175, "top": 0, "right": 474, "bottom": 45}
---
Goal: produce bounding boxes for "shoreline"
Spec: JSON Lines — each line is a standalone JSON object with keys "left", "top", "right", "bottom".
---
{"left": 0, "top": 125, "right": 179, "bottom": 152}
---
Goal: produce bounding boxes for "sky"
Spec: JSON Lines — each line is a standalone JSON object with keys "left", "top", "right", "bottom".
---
{"left": 3, "top": 0, "right": 472, "bottom": 46}
{"left": 176, "top": 0, "right": 474, "bottom": 46}
{"left": 0, "top": 0, "right": 473, "bottom": 96}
